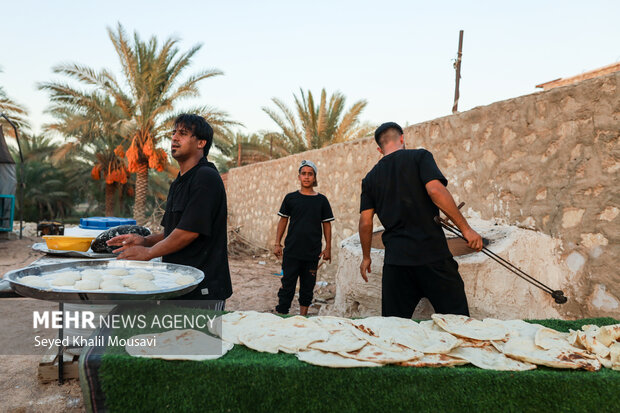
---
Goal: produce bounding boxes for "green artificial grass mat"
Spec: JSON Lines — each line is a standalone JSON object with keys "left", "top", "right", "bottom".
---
{"left": 94, "top": 311, "right": 620, "bottom": 413}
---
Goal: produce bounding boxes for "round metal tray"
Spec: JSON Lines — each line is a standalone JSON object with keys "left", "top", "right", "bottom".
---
{"left": 5, "top": 260, "right": 204, "bottom": 301}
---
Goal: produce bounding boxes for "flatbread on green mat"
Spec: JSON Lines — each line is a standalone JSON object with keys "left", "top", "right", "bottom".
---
{"left": 85, "top": 314, "right": 619, "bottom": 413}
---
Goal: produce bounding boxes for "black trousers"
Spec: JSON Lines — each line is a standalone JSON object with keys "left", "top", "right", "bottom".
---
{"left": 382, "top": 257, "right": 469, "bottom": 318}
{"left": 276, "top": 256, "right": 318, "bottom": 314}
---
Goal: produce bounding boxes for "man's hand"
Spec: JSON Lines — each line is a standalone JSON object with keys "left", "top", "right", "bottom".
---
{"left": 358, "top": 209, "right": 374, "bottom": 284}
{"left": 319, "top": 248, "right": 331, "bottom": 263}
{"left": 425, "top": 180, "right": 484, "bottom": 252}
{"left": 462, "top": 227, "right": 483, "bottom": 251}
{"left": 116, "top": 245, "right": 153, "bottom": 261}
{"left": 274, "top": 244, "right": 283, "bottom": 259}
{"left": 107, "top": 234, "right": 145, "bottom": 252}
{"left": 359, "top": 257, "right": 371, "bottom": 282}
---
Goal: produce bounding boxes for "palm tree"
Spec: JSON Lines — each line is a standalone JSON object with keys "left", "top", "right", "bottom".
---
{"left": 0, "top": 68, "right": 29, "bottom": 137}
{"left": 213, "top": 131, "right": 288, "bottom": 171}
{"left": 262, "top": 88, "right": 374, "bottom": 153}
{"left": 9, "top": 135, "right": 83, "bottom": 221}
{"left": 40, "top": 91, "right": 131, "bottom": 216}
{"left": 40, "top": 23, "right": 236, "bottom": 224}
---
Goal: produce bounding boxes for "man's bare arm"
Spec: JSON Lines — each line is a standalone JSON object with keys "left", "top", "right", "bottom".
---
{"left": 273, "top": 216, "right": 289, "bottom": 258}
{"left": 358, "top": 209, "right": 374, "bottom": 282}
{"left": 107, "top": 232, "right": 164, "bottom": 249}
{"left": 147, "top": 229, "right": 199, "bottom": 257}
{"left": 143, "top": 233, "right": 165, "bottom": 247}
{"left": 107, "top": 232, "right": 165, "bottom": 250}
{"left": 425, "top": 179, "right": 483, "bottom": 251}
{"left": 116, "top": 228, "right": 199, "bottom": 261}
{"left": 319, "top": 221, "right": 332, "bottom": 262}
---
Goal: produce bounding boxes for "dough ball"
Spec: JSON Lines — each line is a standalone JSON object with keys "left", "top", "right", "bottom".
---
{"left": 53, "top": 271, "right": 82, "bottom": 281}
{"left": 122, "top": 277, "right": 139, "bottom": 288}
{"left": 105, "top": 268, "right": 129, "bottom": 276}
{"left": 101, "top": 274, "right": 120, "bottom": 282}
{"left": 123, "top": 277, "right": 157, "bottom": 291}
{"left": 101, "top": 277, "right": 122, "bottom": 285}
{"left": 131, "top": 270, "right": 154, "bottom": 280}
{"left": 175, "top": 275, "right": 195, "bottom": 286}
{"left": 74, "top": 279, "right": 100, "bottom": 290}
{"left": 51, "top": 275, "right": 77, "bottom": 286}
{"left": 82, "top": 273, "right": 102, "bottom": 283}
{"left": 99, "top": 281, "right": 126, "bottom": 292}
{"left": 19, "top": 276, "right": 50, "bottom": 288}
{"left": 131, "top": 281, "right": 157, "bottom": 291}
{"left": 81, "top": 269, "right": 102, "bottom": 278}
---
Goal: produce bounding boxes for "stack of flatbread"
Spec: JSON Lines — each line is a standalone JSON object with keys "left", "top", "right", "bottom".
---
{"left": 126, "top": 329, "right": 234, "bottom": 361}
{"left": 566, "top": 324, "right": 620, "bottom": 370}
{"left": 208, "top": 311, "right": 619, "bottom": 371}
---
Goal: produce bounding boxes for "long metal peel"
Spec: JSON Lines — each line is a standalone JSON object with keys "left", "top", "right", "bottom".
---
{"left": 434, "top": 215, "right": 567, "bottom": 305}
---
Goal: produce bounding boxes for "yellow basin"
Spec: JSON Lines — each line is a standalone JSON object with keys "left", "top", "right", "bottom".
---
{"left": 42, "top": 235, "right": 95, "bottom": 252}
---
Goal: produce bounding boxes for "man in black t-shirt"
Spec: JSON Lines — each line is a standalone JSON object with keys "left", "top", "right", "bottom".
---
{"left": 108, "top": 114, "right": 232, "bottom": 309}
{"left": 274, "top": 160, "right": 334, "bottom": 315}
{"left": 359, "top": 122, "right": 482, "bottom": 318}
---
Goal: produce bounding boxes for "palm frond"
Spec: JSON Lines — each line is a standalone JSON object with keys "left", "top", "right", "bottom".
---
{"left": 263, "top": 88, "right": 371, "bottom": 153}
{"left": 0, "top": 72, "right": 31, "bottom": 135}
{"left": 333, "top": 99, "right": 367, "bottom": 142}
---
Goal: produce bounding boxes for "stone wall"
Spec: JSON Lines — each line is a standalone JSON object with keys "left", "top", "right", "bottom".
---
{"left": 227, "top": 72, "right": 620, "bottom": 319}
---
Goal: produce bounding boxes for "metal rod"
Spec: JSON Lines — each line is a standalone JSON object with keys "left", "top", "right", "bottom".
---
{"left": 436, "top": 216, "right": 558, "bottom": 295}
{"left": 58, "top": 301, "right": 64, "bottom": 385}
{"left": 438, "top": 217, "right": 555, "bottom": 293}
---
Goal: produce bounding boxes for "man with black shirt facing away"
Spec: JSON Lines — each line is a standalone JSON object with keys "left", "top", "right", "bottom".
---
{"left": 274, "top": 160, "right": 334, "bottom": 316}
{"left": 358, "top": 122, "right": 482, "bottom": 318}
{"left": 107, "top": 114, "right": 232, "bottom": 310}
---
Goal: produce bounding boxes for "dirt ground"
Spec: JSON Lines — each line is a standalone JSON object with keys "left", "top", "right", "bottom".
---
{"left": 0, "top": 235, "right": 333, "bottom": 412}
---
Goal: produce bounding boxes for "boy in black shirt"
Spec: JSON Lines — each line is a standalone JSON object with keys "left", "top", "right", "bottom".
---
{"left": 274, "top": 160, "right": 334, "bottom": 315}
{"left": 359, "top": 122, "right": 482, "bottom": 318}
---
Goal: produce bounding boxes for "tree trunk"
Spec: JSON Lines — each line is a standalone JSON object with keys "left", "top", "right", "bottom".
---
{"left": 237, "top": 142, "right": 241, "bottom": 167}
{"left": 133, "top": 162, "right": 148, "bottom": 225}
{"left": 116, "top": 183, "right": 124, "bottom": 217}
{"left": 105, "top": 183, "right": 116, "bottom": 217}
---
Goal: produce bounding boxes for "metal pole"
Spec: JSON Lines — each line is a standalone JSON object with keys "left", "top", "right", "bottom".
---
{"left": 0, "top": 114, "right": 23, "bottom": 239}
{"left": 452, "top": 30, "right": 464, "bottom": 114}
{"left": 58, "top": 301, "right": 64, "bottom": 385}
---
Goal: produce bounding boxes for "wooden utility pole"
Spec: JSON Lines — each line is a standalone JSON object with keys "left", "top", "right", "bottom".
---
{"left": 452, "top": 30, "right": 464, "bottom": 113}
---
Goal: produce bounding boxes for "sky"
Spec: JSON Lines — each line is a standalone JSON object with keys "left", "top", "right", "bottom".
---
{"left": 1, "top": 0, "right": 619, "bottom": 137}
